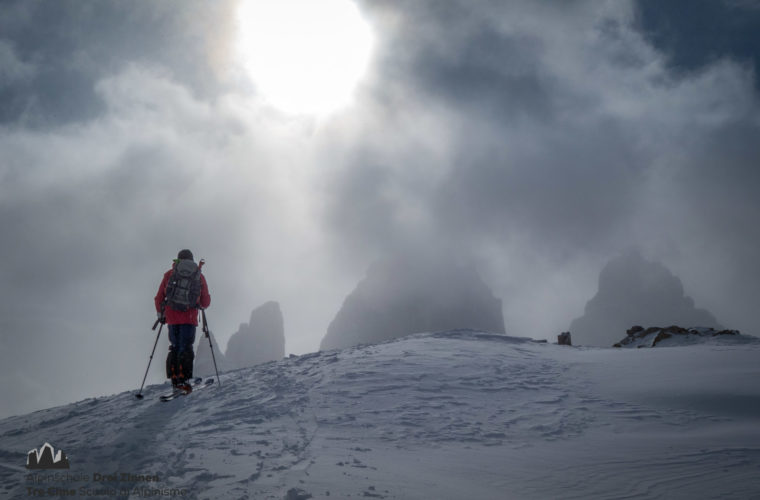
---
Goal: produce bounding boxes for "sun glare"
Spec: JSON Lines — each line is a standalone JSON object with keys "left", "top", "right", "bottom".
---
{"left": 236, "top": 0, "right": 374, "bottom": 116}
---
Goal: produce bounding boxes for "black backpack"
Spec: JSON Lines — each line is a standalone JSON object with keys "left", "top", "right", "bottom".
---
{"left": 165, "top": 259, "right": 202, "bottom": 311}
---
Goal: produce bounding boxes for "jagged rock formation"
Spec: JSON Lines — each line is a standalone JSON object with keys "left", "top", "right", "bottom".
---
{"left": 194, "top": 330, "right": 227, "bottom": 377}
{"left": 320, "top": 256, "right": 506, "bottom": 351}
{"left": 614, "top": 325, "right": 744, "bottom": 348}
{"left": 570, "top": 251, "right": 721, "bottom": 346}
{"left": 225, "top": 301, "right": 285, "bottom": 370}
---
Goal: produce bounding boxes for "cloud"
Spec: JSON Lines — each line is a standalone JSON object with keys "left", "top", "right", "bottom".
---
{"left": 1, "top": 0, "right": 759, "bottom": 418}
{"left": 635, "top": 0, "right": 760, "bottom": 83}
{"left": 0, "top": 59, "right": 341, "bottom": 416}
{"left": 0, "top": 0, "right": 237, "bottom": 127}
{"left": 0, "top": 39, "right": 36, "bottom": 86}
{"left": 325, "top": 0, "right": 760, "bottom": 335}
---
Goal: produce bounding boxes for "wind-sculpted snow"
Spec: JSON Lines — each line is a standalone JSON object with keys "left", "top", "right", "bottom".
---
{"left": 311, "top": 332, "right": 586, "bottom": 447}
{"left": 1, "top": 330, "right": 759, "bottom": 499}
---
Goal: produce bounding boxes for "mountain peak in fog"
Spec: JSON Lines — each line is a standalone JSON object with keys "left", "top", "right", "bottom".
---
{"left": 320, "top": 255, "right": 505, "bottom": 351}
{"left": 570, "top": 250, "right": 721, "bottom": 346}
{"left": 225, "top": 301, "right": 285, "bottom": 369}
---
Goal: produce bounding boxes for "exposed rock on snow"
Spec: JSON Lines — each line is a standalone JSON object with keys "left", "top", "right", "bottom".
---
{"left": 225, "top": 301, "right": 285, "bottom": 370}
{"left": 320, "top": 256, "right": 505, "bottom": 350}
{"left": 570, "top": 251, "right": 721, "bottom": 346}
{"left": 284, "top": 487, "right": 313, "bottom": 500}
{"left": 613, "top": 325, "right": 752, "bottom": 348}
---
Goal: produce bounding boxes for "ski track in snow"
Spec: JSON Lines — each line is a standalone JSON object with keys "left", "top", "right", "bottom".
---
{"left": 1, "top": 329, "right": 759, "bottom": 499}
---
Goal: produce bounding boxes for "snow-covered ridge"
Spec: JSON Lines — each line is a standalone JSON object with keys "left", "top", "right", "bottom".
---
{"left": 1, "top": 330, "right": 759, "bottom": 499}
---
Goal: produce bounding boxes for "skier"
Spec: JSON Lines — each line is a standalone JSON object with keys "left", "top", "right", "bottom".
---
{"left": 154, "top": 249, "right": 211, "bottom": 391}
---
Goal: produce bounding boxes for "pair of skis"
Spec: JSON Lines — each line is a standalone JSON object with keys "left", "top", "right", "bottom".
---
{"left": 159, "top": 377, "right": 215, "bottom": 402}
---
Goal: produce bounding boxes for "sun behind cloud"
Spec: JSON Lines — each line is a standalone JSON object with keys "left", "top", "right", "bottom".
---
{"left": 235, "top": 0, "right": 374, "bottom": 116}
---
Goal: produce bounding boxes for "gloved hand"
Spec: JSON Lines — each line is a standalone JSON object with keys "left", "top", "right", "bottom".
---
{"left": 157, "top": 311, "right": 166, "bottom": 324}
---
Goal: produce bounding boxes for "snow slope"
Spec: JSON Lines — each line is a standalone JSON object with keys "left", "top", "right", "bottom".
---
{"left": 1, "top": 330, "right": 759, "bottom": 499}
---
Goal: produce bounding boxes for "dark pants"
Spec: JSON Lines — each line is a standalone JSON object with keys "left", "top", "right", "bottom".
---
{"left": 166, "top": 324, "right": 196, "bottom": 382}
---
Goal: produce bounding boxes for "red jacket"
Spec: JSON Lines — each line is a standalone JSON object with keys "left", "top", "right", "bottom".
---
{"left": 154, "top": 266, "right": 211, "bottom": 326}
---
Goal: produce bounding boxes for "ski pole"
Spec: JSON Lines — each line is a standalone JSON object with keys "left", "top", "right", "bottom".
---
{"left": 135, "top": 319, "right": 164, "bottom": 399}
{"left": 201, "top": 308, "right": 221, "bottom": 386}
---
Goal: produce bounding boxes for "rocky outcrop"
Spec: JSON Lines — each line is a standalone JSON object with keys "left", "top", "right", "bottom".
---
{"left": 613, "top": 325, "right": 743, "bottom": 348}
{"left": 225, "top": 301, "right": 285, "bottom": 370}
{"left": 569, "top": 251, "right": 721, "bottom": 346}
{"left": 194, "top": 330, "right": 227, "bottom": 377}
{"left": 320, "top": 256, "right": 506, "bottom": 351}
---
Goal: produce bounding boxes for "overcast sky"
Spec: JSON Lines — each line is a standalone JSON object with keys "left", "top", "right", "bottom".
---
{"left": 1, "top": 0, "right": 759, "bottom": 418}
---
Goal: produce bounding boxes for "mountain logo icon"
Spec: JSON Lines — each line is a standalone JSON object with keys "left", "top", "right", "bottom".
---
{"left": 26, "top": 442, "right": 70, "bottom": 470}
